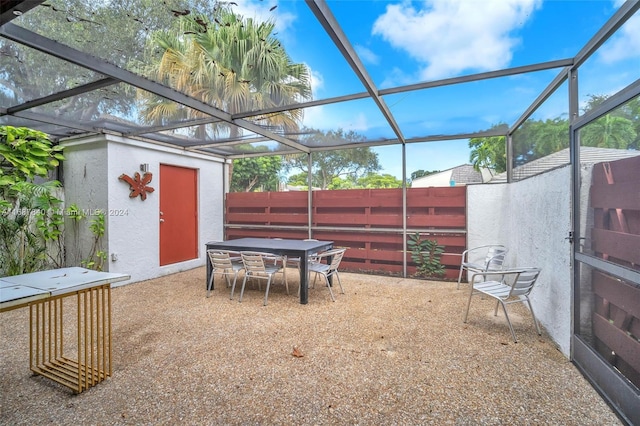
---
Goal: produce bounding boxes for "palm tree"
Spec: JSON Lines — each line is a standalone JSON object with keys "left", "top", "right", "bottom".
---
{"left": 530, "top": 118, "right": 569, "bottom": 158}
{"left": 139, "top": 7, "right": 311, "bottom": 141}
{"left": 469, "top": 135, "right": 506, "bottom": 174}
{"left": 580, "top": 114, "right": 635, "bottom": 149}
{"left": 581, "top": 94, "right": 637, "bottom": 149}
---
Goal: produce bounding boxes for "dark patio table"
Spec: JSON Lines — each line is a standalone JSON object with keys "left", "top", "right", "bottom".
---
{"left": 205, "top": 238, "right": 333, "bottom": 304}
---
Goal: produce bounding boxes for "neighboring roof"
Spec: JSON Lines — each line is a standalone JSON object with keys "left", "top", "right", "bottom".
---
{"left": 412, "top": 164, "right": 490, "bottom": 187}
{"left": 490, "top": 147, "right": 640, "bottom": 182}
{"left": 451, "top": 165, "right": 484, "bottom": 185}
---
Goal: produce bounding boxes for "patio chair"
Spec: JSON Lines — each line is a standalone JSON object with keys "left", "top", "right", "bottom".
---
{"left": 283, "top": 239, "right": 320, "bottom": 271}
{"left": 206, "top": 250, "right": 244, "bottom": 299}
{"left": 239, "top": 251, "right": 288, "bottom": 306}
{"left": 456, "top": 244, "right": 508, "bottom": 290}
{"left": 463, "top": 267, "right": 542, "bottom": 342}
{"left": 260, "top": 250, "right": 286, "bottom": 268}
{"left": 305, "top": 248, "right": 346, "bottom": 302}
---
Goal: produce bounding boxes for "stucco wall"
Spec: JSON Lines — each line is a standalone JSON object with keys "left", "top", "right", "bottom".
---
{"left": 62, "top": 134, "right": 225, "bottom": 285}
{"left": 411, "top": 170, "right": 453, "bottom": 187}
{"left": 467, "top": 166, "right": 572, "bottom": 357}
{"left": 61, "top": 139, "right": 109, "bottom": 267}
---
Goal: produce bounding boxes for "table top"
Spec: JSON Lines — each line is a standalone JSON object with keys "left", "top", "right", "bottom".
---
{"left": 206, "top": 238, "right": 333, "bottom": 254}
{"left": 0, "top": 267, "right": 131, "bottom": 311}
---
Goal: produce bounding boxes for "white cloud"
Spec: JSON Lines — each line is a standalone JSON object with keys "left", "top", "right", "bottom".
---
{"left": 299, "top": 97, "right": 398, "bottom": 138}
{"left": 355, "top": 44, "right": 380, "bottom": 65}
{"left": 232, "top": 1, "right": 296, "bottom": 35}
{"left": 379, "top": 66, "right": 419, "bottom": 88}
{"left": 597, "top": 6, "right": 640, "bottom": 64}
{"left": 301, "top": 105, "right": 331, "bottom": 131}
{"left": 308, "top": 66, "right": 325, "bottom": 98}
{"left": 340, "top": 112, "right": 370, "bottom": 132}
{"left": 302, "top": 106, "right": 370, "bottom": 133}
{"left": 372, "top": 0, "right": 541, "bottom": 80}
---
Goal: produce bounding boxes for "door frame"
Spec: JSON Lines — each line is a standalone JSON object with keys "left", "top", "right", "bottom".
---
{"left": 159, "top": 164, "right": 199, "bottom": 266}
{"left": 570, "top": 81, "right": 640, "bottom": 425}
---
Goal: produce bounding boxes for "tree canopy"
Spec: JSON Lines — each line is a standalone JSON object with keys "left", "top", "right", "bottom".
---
{"left": 1, "top": 0, "right": 216, "bottom": 119}
{"left": 468, "top": 94, "right": 639, "bottom": 172}
{"left": 469, "top": 133, "right": 506, "bottom": 173}
{"left": 354, "top": 173, "right": 403, "bottom": 189}
{"left": 580, "top": 94, "right": 639, "bottom": 149}
{"left": 230, "top": 155, "right": 282, "bottom": 192}
{"left": 139, "top": 5, "right": 311, "bottom": 140}
{"left": 285, "top": 128, "right": 381, "bottom": 189}
{"left": 410, "top": 169, "right": 440, "bottom": 181}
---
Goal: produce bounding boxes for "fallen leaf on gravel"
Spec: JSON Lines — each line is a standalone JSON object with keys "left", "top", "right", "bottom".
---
{"left": 292, "top": 346, "right": 304, "bottom": 357}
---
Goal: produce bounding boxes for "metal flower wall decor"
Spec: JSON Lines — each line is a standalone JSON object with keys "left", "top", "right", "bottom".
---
{"left": 119, "top": 172, "right": 155, "bottom": 200}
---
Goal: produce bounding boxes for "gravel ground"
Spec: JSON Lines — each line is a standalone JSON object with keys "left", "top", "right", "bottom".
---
{"left": 0, "top": 267, "right": 622, "bottom": 425}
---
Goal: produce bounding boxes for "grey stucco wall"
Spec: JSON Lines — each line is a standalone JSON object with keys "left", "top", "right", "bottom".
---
{"left": 467, "top": 166, "right": 573, "bottom": 357}
{"left": 61, "top": 138, "right": 109, "bottom": 268}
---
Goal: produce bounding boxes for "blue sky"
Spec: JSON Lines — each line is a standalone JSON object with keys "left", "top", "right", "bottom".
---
{"left": 233, "top": 0, "right": 639, "bottom": 179}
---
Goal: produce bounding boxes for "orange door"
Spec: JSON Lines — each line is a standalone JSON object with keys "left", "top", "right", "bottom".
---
{"left": 159, "top": 164, "right": 198, "bottom": 265}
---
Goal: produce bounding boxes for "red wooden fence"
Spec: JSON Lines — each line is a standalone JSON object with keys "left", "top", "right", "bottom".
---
{"left": 225, "top": 187, "right": 466, "bottom": 279}
{"left": 590, "top": 156, "right": 640, "bottom": 388}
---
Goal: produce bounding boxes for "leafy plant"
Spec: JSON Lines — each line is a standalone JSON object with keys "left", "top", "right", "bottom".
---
{"left": 65, "top": 203, "right": 85, "bottom": 223}
{"left": 407, "top": 233, "right": 445, "bottom": 278}
{"left": 0, "top": 126, "right": 64, "bottom": 202}
{"left": 80, "top": 210, "right": 107, "bottom": 271}
{"left": 0, "top": 126, "right": 65, "bottom": 275}
{"left": 0, "top": 206, "right": 47, "bottom": 276}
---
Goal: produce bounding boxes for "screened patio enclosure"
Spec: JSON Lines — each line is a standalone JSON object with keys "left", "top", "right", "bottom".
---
{"left": 1, "top": 0, "right": 639, "bottom": 423}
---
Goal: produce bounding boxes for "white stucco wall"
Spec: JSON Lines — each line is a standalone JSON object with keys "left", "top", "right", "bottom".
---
{"left": 467, "top": 166, "right": 572, "bottom": 357}
{"left": 412, "top": 170, "right": 453, "bottom": 187}
{"left": 62, "top": 134, "right": 225, "bottom": 285}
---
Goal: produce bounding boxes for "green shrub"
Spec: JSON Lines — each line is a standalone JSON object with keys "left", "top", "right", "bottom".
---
{"left": 0, "top": 126, "right": 65, "bottom": 275}
{"left": 407, "top": 233, "right": 446, "bottom": 278}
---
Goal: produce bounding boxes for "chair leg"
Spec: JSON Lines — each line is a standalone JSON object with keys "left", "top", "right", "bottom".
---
{"left": 500, "top": 302, "right": 518, "bottom": 343}
{"left": 526, "top": 298, "right": 542, "bottom": 336}
{"left": 206, "top": 272, "right": 215, "bottom": 298}
{"left": 324, "top": 275, "right": 336, "bottom": 302}
{"left": 463, "top": 287, "right": 475, "bottom": 323}
{"left": 239, "top": 275, "right": 249, "bottom": 302}
{"left": 224, "top": 273, "right": 232, "bottom": 288}
{"left": 494, "top": 300, "right": 500, "bottom": 316}
{"left": 230, "top": 274, "right": 238, "bottom": 300}
{"left": 333, "top": 272, "right": 345, "bottom": 294}
{"left": 263, "top": 276, "right": 273, "bottom": 306}
{"left": 282, "top": 269, "right": 290, "bottom": 295}
{"left": 456, "top": 265, "right": 465, "bottom": 290}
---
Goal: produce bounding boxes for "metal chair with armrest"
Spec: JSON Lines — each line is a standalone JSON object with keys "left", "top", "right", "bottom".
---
{"left": 206, "top": 250, "right": 244, "bottom": 299}
{"left": 239, "top": 251, "right": 288, "bottom": 306}
{"left": 463, "top": 267, "right": 542, "bottom": 342}
{"left": 456, "top": 244, "right": 508, "bottom": 290}
{"left": 305, "top": 248, "right": 347, "bottom": 302}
